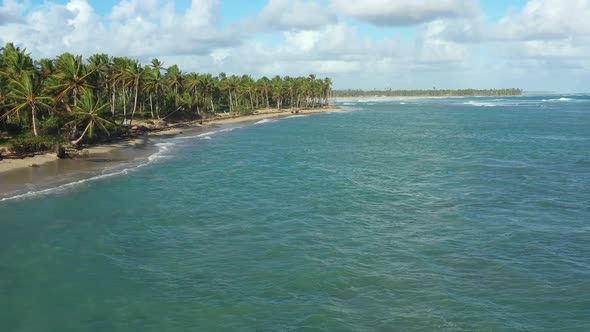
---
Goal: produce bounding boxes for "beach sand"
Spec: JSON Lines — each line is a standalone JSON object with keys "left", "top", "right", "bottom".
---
{"left": 0, "top": 107, "right": 339, "bottom": 199}
{"left": 0, "top": 107, "right": 336, "bottom": 175}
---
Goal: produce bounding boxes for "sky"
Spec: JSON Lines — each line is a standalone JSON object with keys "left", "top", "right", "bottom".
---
{"left": 0, "top": 0, "right": 589, "bottom": 92}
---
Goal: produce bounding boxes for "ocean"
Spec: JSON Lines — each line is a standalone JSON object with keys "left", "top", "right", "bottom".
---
{"left": 1, "top": 95, "right": 589, "bottom": 330}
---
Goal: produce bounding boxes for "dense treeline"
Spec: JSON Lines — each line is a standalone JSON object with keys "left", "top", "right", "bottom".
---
{"left": 0, "top": 43, "right": 332, "bottom": 151}
{"left": 332, "top": 88, "right": 523, "bottom": 97}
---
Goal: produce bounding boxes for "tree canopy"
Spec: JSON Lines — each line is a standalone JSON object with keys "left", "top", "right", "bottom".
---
{"left": 0, "top": 42, "right": 332, "bottom": 147}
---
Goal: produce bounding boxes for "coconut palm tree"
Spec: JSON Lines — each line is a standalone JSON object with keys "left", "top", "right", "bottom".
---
{"left": 1, "top": 73, "right": 53, "bottom": 137}
{"left": 184, "top": 72, "right": 202, "bottom": 115}
{"left": 123, "top": 61, "right": 149, "bottom": 125}
{"left": 199, "top": 73, "right": 218, "bottom": 114}
{"left": 67, "top": 90, "right": 114, "bottom": 145}
{"left": 271, "top": 75, "right": 285, "bottom": 110}
{"left": 52, "top": 53, "right": 93, "bottom": 113}
{"left": 0, "top": 43, "right": 35, "bottom": 77}
{"left": 222, "top": 75, "right": 241, "bottom": 114}
{"left": 165, "top": 65, "right": 183, "bottom": 106}
{"left": 257, "top": 77, "right": 272, "bottom": 109}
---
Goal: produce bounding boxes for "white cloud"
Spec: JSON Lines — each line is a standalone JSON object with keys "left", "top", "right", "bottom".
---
{"left": 493, "top": 0, "right": 590, "bottom": 41}
{"left": 483, "top": 0, "right": 590, "bottom": 73}
{"left": 330, "top": 0, "right": 479, "bottom": 26}
{"left": 0, "top": 0, "right": 27, "bottom": 25}
{"left": 0, "top": 0, "right": 588, "bottom": 92}
{"left": 247, "top": 0, "right": 337, "bottom": 31}
{"left": 155, "top": 22, "right": 401, "bottom": 79}
{"left": 110, "top": 0, "right": 163, "bottom": 22}
{"left": 411, "top": 19, "right": 471, "bottom": 64}
{"left": 0, "top": 0, "right": 238, "bottom": 59}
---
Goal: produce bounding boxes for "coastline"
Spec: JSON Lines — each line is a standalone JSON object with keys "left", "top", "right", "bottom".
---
{"left": 0, "top": 107, "right": 339, "bottom": 199}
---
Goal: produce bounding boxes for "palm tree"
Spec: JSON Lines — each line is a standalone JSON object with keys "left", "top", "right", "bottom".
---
{"left": 184, "top": 72, "right": 201, "bottom": 115}
{"left": 123, "top": 61, "right": 149, "bottom": 125}
{"left": 67, "top": 90, "right": 114, "bottom": 145}
{"left": 150, "top": 58, "right": 164, "bottom": 74}
{"left": 222, "top": 75, "right": 241, "bottom": 114}
{"left": 271, "top": 75, "right": 285, "bottom": 110}
{"left": 145, "top": 59, "right": 165, "bottom": 119}
{"left": 52, "top": 53, "right": 93, "bottom": 112}
{"left": 165, "top": 65, "right": 183, "bottom": 106}
{"left": 199, "top": 73, "right": 218, "bottom": 114}
{"left": 257, "top": 77, "right": 272, "bottom": 109}
{"left": 111, "top": 57, "right": 133, "bottom": 121}
{"left": 0, "top": 43, "right": 35, "bottom": 76}
{"left": 88, "top": 54, "right": 111, "bottom": 96}
{"left": 322, "top": 77, "right": 332, "bottom": 106}
{"left": 1, "top": 73, "right": 53, "bottom": 137}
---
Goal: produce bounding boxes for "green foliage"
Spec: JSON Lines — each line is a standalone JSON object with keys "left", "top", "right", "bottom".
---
{"left": 1, "top": 122, "right": 21, "bottom": 135}
{"left": 1, "top": 41, "right": 334, "bottom": 142}
{"left": 38, "top": 116, "right": 62, "bottom": 135}
{"left": 9, "top": 134, "right": 66, "bottom": 154}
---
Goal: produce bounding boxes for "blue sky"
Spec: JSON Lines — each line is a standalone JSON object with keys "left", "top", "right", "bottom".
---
{"left": 1, "top": 0, "right": 589, "bottom": 92}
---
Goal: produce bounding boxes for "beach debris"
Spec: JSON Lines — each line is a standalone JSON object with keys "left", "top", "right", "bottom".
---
{"left": 54, "top": 144, "right": 67, "bottom": 159}
{"left": 62, "top": 146, "right": 81, "bottom": 159}
{"left": 131, "top": 125, "right": 149, "bottom": 132}
{"left": 30, "top": 164, "right": 40, "bottom": 168}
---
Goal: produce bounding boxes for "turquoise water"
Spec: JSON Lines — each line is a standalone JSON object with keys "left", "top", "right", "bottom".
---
{"left": 1, "top": 96, "right": 589, "bottom": 331}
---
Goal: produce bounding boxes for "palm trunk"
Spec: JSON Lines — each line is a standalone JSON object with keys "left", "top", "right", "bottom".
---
{"left": 31, "top": 105, "right": 38, "bottom": 137}
{"left": 195, "top": 88, "right": 200, "bottom": 115}
{"left": 72, "top": 121, "right": 91, "bottom": 145}
{"left": 111, "top": 84, "right": 116, "bottom": 116}
{"left": 156, "top": 98, "right": 161, "bottom": 120}
{"left": 229, "top": 90, "right": 234, "bottom": 113}
{"left": 130, "top": 83, "right": 139, "bottom": 126}
{"left": 122, "top": 89, "right": 127, "bottom": 125}
{"left": 149, "top": 95, "right": 154, "bottom": 118}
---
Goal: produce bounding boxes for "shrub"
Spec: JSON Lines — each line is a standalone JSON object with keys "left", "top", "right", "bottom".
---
{"left": 9, "top": 135, "right": 66, "bottom": 154}
{"left": 38, "top": 116, "right": 62, "bottom": 135}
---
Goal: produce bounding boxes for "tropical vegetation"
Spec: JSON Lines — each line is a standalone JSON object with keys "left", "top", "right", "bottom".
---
{"left": 0, "top": 43, "right": 332, "bottom": 154}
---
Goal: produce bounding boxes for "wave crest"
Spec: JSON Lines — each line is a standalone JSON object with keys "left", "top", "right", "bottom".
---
{"left": 464, "top": 101, "right": 497, "bottom": 107}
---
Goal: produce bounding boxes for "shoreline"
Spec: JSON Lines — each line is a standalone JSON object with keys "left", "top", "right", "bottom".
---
{"left": 0, "top": 107, "right": 339, "bottom": 194}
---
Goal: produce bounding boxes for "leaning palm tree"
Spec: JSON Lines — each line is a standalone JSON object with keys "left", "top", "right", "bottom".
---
{"left": 67, "top": 90, "right": 114, "bottom": 145}
{"left": 1, "top": 73, "right": 53, "bottom": 137}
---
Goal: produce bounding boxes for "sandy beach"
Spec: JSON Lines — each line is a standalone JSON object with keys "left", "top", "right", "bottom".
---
{"left": 0, "top": 107, "right": 338, "bottom": 176}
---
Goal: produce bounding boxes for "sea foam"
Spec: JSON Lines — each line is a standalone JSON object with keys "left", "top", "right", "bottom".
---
{"left": 544, "top": 97, "right": 574, "bottom": 102}
{"left": 255, "top": 119, "right": 277, "bottom": 124}
{"left": 464, "top": 101, "right": 497, "bottom": 107}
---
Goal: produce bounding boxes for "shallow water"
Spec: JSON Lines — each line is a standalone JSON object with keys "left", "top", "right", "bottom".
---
{"left": 1, "top": 96, "right": 589, "bottom": 331}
